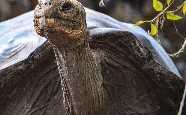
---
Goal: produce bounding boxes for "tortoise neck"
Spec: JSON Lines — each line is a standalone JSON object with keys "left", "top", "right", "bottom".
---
{"left": 47, "top": 29, "right": 88, "bottom": 51}
{"left": 53, "top": 43, "right": 103, "bottom": 115}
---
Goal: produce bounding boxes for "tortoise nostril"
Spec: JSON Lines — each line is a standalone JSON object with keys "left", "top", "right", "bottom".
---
{"left": 50, "top": 9, "right": 61, "bottom": 18}
{"left": 44, "top": 2, "right": 52, "bottom": 6}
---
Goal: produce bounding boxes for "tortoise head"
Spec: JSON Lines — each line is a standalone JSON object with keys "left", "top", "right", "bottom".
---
{"left": 34, "top": 0, "right": 87, "bottom": 49}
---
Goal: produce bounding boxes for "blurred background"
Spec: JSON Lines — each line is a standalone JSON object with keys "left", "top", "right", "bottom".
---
{"left": 0, "top": 0, "right": 185, "bottom": 76}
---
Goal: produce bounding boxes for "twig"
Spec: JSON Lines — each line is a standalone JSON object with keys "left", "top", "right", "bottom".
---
{"left": 170, "top": 23, "right": 186, "bottom": 58}
{"left": 177, "top": 85, "right": 186, "bottom": 115}
{"left": 170, "top": 39, "right": 186, "bottom": 58}
{"left": 151, "top": 0, "right": 174, "bottom": 22}
{"left": 172, "top": 2, "right": 185, "bottom": 13}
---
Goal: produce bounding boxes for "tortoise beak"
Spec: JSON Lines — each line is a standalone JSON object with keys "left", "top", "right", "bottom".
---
{"left": 46, "top": 18, "right": 55, "bottom": 28}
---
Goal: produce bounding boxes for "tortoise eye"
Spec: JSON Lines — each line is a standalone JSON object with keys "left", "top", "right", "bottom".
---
{"left": 61, "top": 2, "right": 73, "bottom": 11}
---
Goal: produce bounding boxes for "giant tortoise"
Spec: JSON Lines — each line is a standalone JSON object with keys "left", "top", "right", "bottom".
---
{"left": 0, "top": 0, "right": 184, "bottom": 115}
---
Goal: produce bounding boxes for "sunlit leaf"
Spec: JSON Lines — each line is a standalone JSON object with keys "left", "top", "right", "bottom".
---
{"left": 183, "top": 1, "right": 186, "bottom": 15}
{"left": 135, "top": 20, "right": 145, "bottom": 26}
{"left": 166, "top": 11, "right": 183, "bottom": 20}
{"left": 166, "top": 0, "right": 172, "bottom": 5}
{"left": 153, "top": 0, "right": 164, "bottom": 11}
{"left": 150, "top": 23, "right": 158, "bottom": 36}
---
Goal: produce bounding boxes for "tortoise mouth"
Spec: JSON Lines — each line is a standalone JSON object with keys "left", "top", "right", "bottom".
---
{"left": 35, "top": 14, "right": 80, "bottom": 32}
{"left": 46, "top": 18, "right": 65, "bottom": 30}
{"left": 34, "top": 16, "right": 66, "bottom": 34}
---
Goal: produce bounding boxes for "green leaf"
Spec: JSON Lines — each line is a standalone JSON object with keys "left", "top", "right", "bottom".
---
{"left": 166, "top": 11, "right": 183, "bottom": 21}
{"left": 153, "top": 0, "right": 164, "bottom": 11}
{"left": 150, "top": 23, "right": 158, "bottom": 36}
{"left": 183, "top": 1, "right": 186, "bottom": 15}
{"left": 166, "top": 0, "right": 172, "bottom": 5}
{"left": 135, "top": 20, "right": 145, "bottom": 26}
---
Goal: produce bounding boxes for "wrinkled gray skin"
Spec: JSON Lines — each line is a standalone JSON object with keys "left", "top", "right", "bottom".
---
{"left": 0, "top": 1, "right": 184, "bottom": 115}
{"left": 34, "top": 1, "right": 104, "bottom": 114}
{"left": 0, "top": 8, "right": 180, "bottom": 76}
{"left": 33, "top": 0, "right": 183, "bottom": 115}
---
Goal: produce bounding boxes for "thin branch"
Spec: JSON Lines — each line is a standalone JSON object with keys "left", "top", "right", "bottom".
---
{"left": 170, "top": 39, "right": 186, "bottom": 58}
{"left": 172, "top": 2, "right": 185, "bottom": 13}
{"left": 170, "top": 23, "right": 186, "bottom": 58}
{"left": 177, "top": 85, "right": 186, "bottom": 115}
{"left": 151, "top": 0, "right": 174, "bottom": 22}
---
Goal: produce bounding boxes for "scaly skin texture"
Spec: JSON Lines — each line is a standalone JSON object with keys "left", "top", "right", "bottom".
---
{"left": 34, "top": 0, "right": 104, "bottom": 115}
{"left": 34, "top": 0, "right": 87, "bottom": 49}
{"left": 33, "top": 0, "right": 185, "bottom": 115}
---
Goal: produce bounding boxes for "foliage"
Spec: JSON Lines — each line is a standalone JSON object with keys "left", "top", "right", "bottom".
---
{"left": 136, "top": 0, "right": 186, "bottom": 37}
{"left": 99, "top": 0, "right": 186, "bottom": 58}
{"left": 153, "top": 0, "right": 163, "bottom": 11}
{"left": 99, "top": 0, "right": 186, "bottom": 114}
{"left": 136, "top": 1, "right": 186, "bottom": 114}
